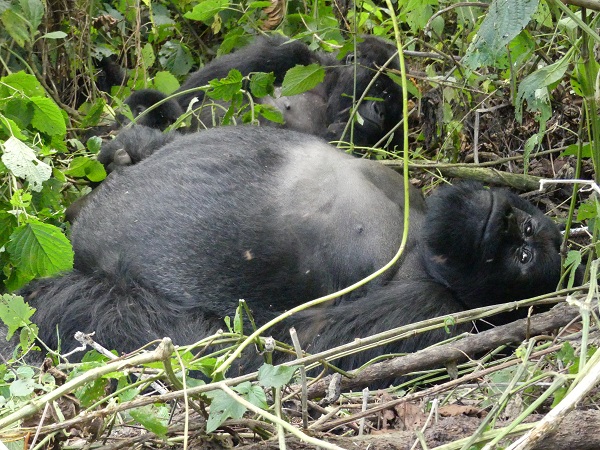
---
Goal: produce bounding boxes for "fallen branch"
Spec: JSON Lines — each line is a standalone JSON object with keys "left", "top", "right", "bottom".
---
{"left": 306, "top": 302, "right": 580, "bottom": 398}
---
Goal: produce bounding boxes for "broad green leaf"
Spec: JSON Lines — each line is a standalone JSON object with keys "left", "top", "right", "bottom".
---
{"left": 207, "top": 69, "right": 243, "bottom": 101}
{"left": 158, "top": 41, "right": 193, "bottom": 76}
{"left": 234, "top": 381, "right": 267, "bottom": 408}
{"left": 515, "top": 48, "right": 573, "bottom": 123}
{"left": 561, "top": 143, "right": 592, "bottom": 158}
{"left": 1, "top": 136, "right": 52, "bottom": 191}
{"left": 65, "top": 157, "right": 107, "bottom": 182}
{"left": 184, "top": 0, "right": 229, "bottom": 24}
{"left": 258, "top": 364, "right": 298, "bottom": 388}
{"left": 206, "top": 389, "right": 246, "bottom": 433}
{"left": 76, "top": 378, "right": 107, "bottom": 408}
{"left": 130, "top": 405, "right": 169, "bottom": 437}
{"left": 0, "top": 295, "right": 35, "bottom": 340}
{"left": 30, "top": 96, "right": 67, "bottom": 136}
{"left": 255, "top": 104, "right": 284, "bottom": 124}
{"left": 153, "top": 71, "right": 180, "bottom": 94}
{"left": 9, "top": 378, "right": 36, "bottom": 397}
{"left": 1, "top": 9, "right": 30, "bottom": 47}
{"left": 0, "top": 71, "right": 45, "bottom": 98}
{"left": 280, "top": 64, "right": 325, "bottom": 96}
{"left": 20, "top": 0, "right": 44, "bottom": 32}
{"left": 7, "top": 220, "right": 74, "bottom": 277}
{"left": 249, "top": 72, "right": 275, "bottom": 98}
{"left": 463, "top": 0, "right": 539, "bottom": 69}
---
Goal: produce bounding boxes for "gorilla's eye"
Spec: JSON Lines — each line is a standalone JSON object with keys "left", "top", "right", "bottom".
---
{"left": 346, "top": 54, "right": 355, "bottom": 64}
{"left": 518, "top": 246, "right": 532, "bottom": 264}
{"left": 523, "top": 219, "right": 533, "bottom": 237}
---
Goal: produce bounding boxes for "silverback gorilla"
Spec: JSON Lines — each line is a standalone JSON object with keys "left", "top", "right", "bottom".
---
{"left": 18, "top": 127, "right": 562, "bottom": 374}
{"left": 120, "top": 36, "right": 402, "bottom": 147}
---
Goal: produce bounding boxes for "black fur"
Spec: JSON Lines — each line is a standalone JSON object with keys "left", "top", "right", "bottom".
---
{"left": 17, "top": 128, "right": 562, "bottom": 377}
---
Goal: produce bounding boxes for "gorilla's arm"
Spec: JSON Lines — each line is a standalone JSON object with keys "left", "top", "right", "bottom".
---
{"left": 97, "top": 125, "right": 176, "bottom": 173}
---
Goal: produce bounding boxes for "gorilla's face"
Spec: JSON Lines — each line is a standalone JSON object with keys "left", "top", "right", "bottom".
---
{"left": 423, "top": 183, "right": 562, "bottom": 307}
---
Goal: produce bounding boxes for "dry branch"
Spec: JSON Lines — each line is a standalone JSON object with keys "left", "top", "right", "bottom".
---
{"left": 233, "top": 410, "right": 600, "bottom": 450}
{"left": 306, "top": 302, "right": 580, "bottom": 398}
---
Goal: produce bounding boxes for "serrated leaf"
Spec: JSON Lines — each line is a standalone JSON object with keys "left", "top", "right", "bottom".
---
{"left": 249, "top": 72, "right": 275, "bottom": 98}
{"left": 184, "top": 0, "right": 229, "bottom": 23}
{"left": 130, "top": 405, "right": 169, "bottom": 437}
{"left": 7, "top": 221, "right": 74, "bottom": 278}
{"left": 207, "top": 69, "right": 243, "bottom": 101}
{"left": 65, "top": 157, "right": 107, "bottom": 182}
{"left": 30, "top": 96, "right": 67, "bottom": 136}
{"left": 206, "top": 389, "right": 246, "bottom": 433}
{"left": 0, "top": 294, "right": 35, "bottom": 340}
{"left": 258, "top": 364, "right": 298, "bottom": 388}
{"left": 1, "top": 136, "right": 52, "bottom": 191}
{"left": 280, "top": 64, "right": 325, "bottom": 96}
{"left": 463, "top": 0, "right": 539, "bottom": 69}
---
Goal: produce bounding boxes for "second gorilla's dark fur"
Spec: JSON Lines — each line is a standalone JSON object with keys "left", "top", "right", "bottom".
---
{"left": 123, "top": 36, "right": 402, "bottom": 147}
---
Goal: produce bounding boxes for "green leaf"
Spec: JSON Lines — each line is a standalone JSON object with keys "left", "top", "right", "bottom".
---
{"left": 9, "top": 378, "right": 36, "bottom": 397}
{"left": 0, "top": 71, "right": 45, "bottom": 98}
{"left": 184, "top": 0, "right": 229, "bottom": 24}
{"left": 206, "top": 388, "right": 247, "bottom": 433}
{"left": 7, "top": 220, "right": 74, "bottom": 278}
{"left": 255, "top": 104, "right": 284, "bottom": 124}
{"left": 40, "top": 31, "right": 66, "bottom": 39}
{"left": 234, "top": 381, "right": 267, "bottom": 408}
{"left": 141, "top": 43, "right": 155, "bottom": 68}
{"left": 20, "top": 0, "right": 44, "bottom": 32}
{"left": 158, "top": 41, "right": 194, "bottom": 76}
{"left": 515, "top": 48, "right": 573, "bottom": 123}
{"left": 86, "top": 136, "right": 103, "bottom": 154}
{"left": 30, "top": 96, "right": 67, "bottom": 136}
{"left": 0, "top": 295, "right": 35, "bottom": 340}
{"left": 258, "top": 364, "right": 298, "bottom": 388}
{"left": 249, "top": 72, "right": 275, "bottom": 98}
{"left": 153, "top": 71, "right": 180, "bottom": 94}
{"left": 463, "top": 0, "right": 540, "bottom": 69}
{"left": 1, "top": 136, "right": 52, "bottom": 192}
{"left": 561, "top": 143, "right": 591, "bottom": 158}
{"left": 280, "top": 64, "right": 325, "bottom": 96}
{"left": 76, "top": 378, "right": 107, "bottom": 407}
{"left": 1, "top": 9, "right": 30, "bottom": 47}
{"left": 207, "top": 69, "right": 243, "bottom": 101}
{"left": 65, "top": 157, "right": 107, "bottom": 182}
{"left": 130, "top": 405, "right": 169, "bottom": 437}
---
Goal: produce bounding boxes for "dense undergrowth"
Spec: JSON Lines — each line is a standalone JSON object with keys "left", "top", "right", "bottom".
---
{"left": 1, "top": 0, "right": 600, "bottom": 448}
